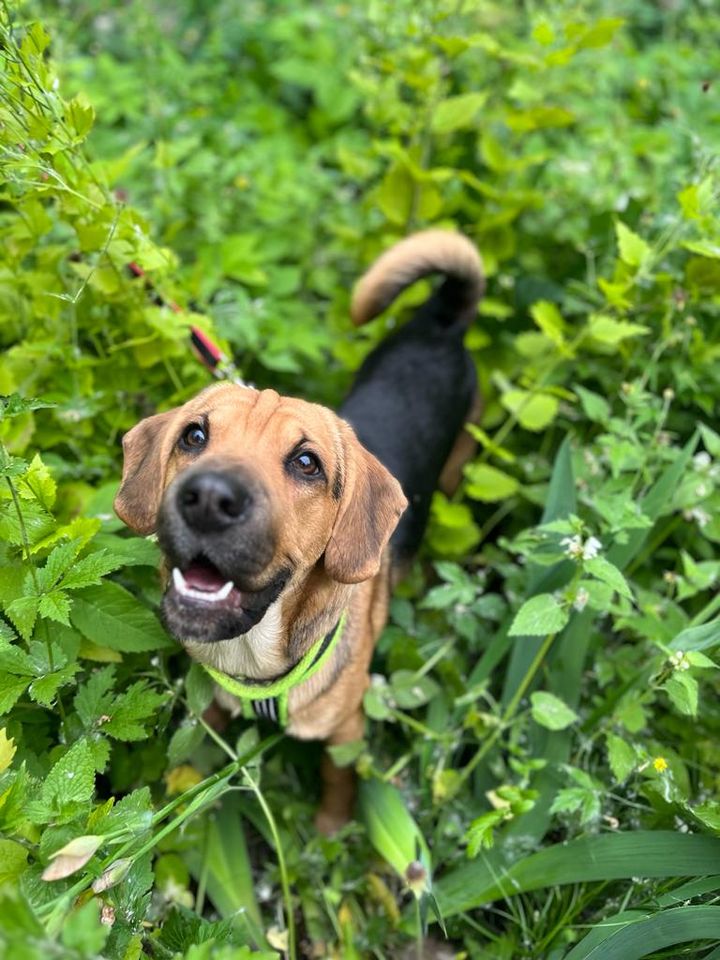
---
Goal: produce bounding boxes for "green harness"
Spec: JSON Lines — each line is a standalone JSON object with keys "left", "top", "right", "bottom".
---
{"left": 203, "top": 610, "right": 347, "bottom": 727}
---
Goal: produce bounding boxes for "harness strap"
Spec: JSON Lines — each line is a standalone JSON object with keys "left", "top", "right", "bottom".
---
{"left": 204, "top": 611, "right": 347, "bottom": 728}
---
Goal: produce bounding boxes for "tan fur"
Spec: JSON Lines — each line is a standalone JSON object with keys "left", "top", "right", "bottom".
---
{"left": 351, "top": 229, "right": 484, "bottom": 326}
{"left": 117, "top": 231, "right": 483, "bottom": 831}
{"left": 115, "top": 382, "right": 405, "bottom": 829}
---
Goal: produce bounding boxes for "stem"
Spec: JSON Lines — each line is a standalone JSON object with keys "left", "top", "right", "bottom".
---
{"left": 243, "top": 768, "right": 297, "bottom": 960}
{"left": 457, "top": 630, "right": 557, "bottom": 787}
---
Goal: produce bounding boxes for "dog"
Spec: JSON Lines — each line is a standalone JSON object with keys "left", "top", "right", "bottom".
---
{"left": 114, "top": 230, "right": 483, "bottom": 833}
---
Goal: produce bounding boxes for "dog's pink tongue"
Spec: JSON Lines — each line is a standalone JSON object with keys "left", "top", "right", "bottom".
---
{"left": 183, "top": 563, "right": 228, "bottom": 591}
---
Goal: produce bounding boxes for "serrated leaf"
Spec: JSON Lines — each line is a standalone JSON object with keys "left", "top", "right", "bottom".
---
{"left": 509, "top": 594, "right": 569, "bottom": 637}
{"left": 464, "top": 462, "right": 520, "bottom": 502}
{"left": 4, "top": 594, "right": 41, "bottom": 640}
{"left": 0, "top": 728, "right": 16, "bottom": 773}
{"left": 466, "top": 810, "right": 507, "bottom": 856}
{"left": 530, "top": 691, "right": 578, "bottom": 730}
{"left": 71, "top": 581, "right": 174, "bottom": 652}
{"left": 101, "top": 680, "right": 167, "bottom": 740}
{"left": 74, "top": 665, "right": 116, "bottom": 728}
{"left": 585, "top": 557, "right": 633, "bottom": 599}
{"left": 0, "top": 675, "right": 30, "bottom": 715}
{"left": 59, "top": 550, "right": 126, "bottom": 590}
{"left": 664, "top": 672, "right": 698, "bottom": 717}
{"left": 616, "top": 221, "right": 650, "bottom": 267}
{"left": 37, "top": 590, "right": 72, "bottom": 625}
{"left": 42, "top": 739, "right": 96, "bottom": 811}
{"left": 29, "top": 663, "right": 80, "bottom": 707}
{"left": 607, "top": 734, "right": 637, "bottom": 782}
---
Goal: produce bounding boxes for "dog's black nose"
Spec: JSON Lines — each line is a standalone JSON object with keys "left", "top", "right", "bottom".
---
{"left": 177, "top": 471, "right": 252, "bottom": 532}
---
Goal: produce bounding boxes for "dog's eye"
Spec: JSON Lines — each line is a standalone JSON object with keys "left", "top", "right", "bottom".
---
{"left": 289, "top": 451, "right": 323, "bottom": 478}
{"left": 179, "top": 423, "right": 207, "bottom": 451}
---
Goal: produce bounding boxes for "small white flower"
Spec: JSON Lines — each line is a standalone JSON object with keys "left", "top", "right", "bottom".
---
{"left": 693, "top": 452, "right": 711, "bottom": 472}
{"left": 582, "top": 536, "right": 602, "bottom": 560}
{"left": 561, "top": 535, "right": 584, "bottom": 559}
{"left": 573, "top": 588, "right": 590, "bottom": 612}
{"left": 669, "top": 651, "right": 691, "bottom": 671}
{"left": 685, "top": 507, "right": 710, "bottom": 528}
{"left": 695, "top": 483, "right": 708, "bottom": 498}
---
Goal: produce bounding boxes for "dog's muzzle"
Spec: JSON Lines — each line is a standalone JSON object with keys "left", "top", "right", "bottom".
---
{"left": 156, "top": 464, "right": 288, "bottom": 642}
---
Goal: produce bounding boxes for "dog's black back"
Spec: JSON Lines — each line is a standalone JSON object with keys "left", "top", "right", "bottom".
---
{"left": 339, "top": 240, "right": 482, "bottom": 562}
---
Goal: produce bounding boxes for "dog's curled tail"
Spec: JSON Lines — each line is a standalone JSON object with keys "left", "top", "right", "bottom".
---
{"left": 351, "top": 229, "right": 484, "bottom": 328}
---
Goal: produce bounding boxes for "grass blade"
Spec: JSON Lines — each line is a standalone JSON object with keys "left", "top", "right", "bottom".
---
{"left": 564, "top": 904, "right": 720, "bottom": 960}
{"left": 434, "top": 831, "right": 720, "bottom": 919}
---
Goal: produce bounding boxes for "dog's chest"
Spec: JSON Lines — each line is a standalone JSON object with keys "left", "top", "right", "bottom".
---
{"left": 183, "top": 600, "right": 287, "bottom": 681}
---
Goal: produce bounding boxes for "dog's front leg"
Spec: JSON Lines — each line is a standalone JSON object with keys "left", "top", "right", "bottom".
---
{"left": 315, "top": 708, "right": 365, "bottom": 836}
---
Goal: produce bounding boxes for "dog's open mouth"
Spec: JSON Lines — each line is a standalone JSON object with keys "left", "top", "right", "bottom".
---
{"left": 168, "top": 556, "right": 248, "bottom": 612}
{"left": 162, "top": 554, "right": 291, "bottom": 642}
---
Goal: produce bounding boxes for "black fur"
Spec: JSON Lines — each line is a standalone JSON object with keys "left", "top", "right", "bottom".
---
{"left": 339, "top": 280, "right": 476, "bottom": 562}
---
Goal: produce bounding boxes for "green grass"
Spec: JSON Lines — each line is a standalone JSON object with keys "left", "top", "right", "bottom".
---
{"left": 2, "top": 0, "right": 720, "bottom": 957}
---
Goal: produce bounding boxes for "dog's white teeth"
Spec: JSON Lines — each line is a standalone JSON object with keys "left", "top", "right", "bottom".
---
{"left": 215, "top": 581, "right": 234, "bottom": 600}
{"left": 171, "top": 568, "right": 235, "bottom": 602}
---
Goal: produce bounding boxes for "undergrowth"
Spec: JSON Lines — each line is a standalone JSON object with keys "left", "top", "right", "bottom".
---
{"left": 1, "top": 1, "right": 720, "bottom": 957}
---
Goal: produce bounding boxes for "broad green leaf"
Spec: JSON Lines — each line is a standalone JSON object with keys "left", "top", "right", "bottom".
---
{"left": 71, "top": 581, "right": 174, "bottom": 652}
{"left": 615, "top": 220, "right": 650, "bottom": 267}
{"left": 0, "top": 838, "right": 28, "bottom": 885}
{"left": 508, "top": 594, "right": 569, "bottom": 637}
{"left": 501, "top": 390, "right": 559, "bottom": 431}
{"left": 587, "top": 315, "right": 650, "bottom": 346}
{"left": 431, "top": 92, "right": 487, "bottom": 133}
{"left": 530, "top": 300, "right": 565, "bottom": 347}
{"left": 167, "top": 722, "right": 205, "bottom": 767}
{"left": 584, "top": 556, "right": 633, "bottom": 599}
{"left": 464, "top": 463, "right": 519, "bottom": 502}
{"left": 530, "top": 691, "right": 577, "bottom": 730}
{"left": 0, "top": 728, "right": 16, "bottom": 773}
{"left": 663, "top": 672, "right": 698, "bottom": 716}
{"left": 575, "top": 385, "right": 611, "bottom": 424}
{"left": 42, "top": 739, "right": 96, "bottom": 811}
{"left": 606, "top": 734, "right": 637, "bottom": 782}
{"left": 0, "top": 675, "right": 30, "bottom": 715}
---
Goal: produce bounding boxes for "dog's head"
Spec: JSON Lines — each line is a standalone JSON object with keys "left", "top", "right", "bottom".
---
{"left": 114, "top": 383, "right": 407, "bottom": 643}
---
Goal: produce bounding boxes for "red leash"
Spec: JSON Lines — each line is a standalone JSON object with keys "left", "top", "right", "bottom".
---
{"left": 126, "top": 261, "right": 248, "bottom": 385}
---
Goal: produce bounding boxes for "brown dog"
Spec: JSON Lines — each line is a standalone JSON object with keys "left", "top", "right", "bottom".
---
{"left": 115, "top": 230, "right": 483, "bottom": 833}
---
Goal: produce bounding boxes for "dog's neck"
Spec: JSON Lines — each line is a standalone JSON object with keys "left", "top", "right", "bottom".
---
{"left": 183, "top": 569, "right": 353, "bottom": 682}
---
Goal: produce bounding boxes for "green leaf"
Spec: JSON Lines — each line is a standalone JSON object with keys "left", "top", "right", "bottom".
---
{"left": 615, "top": 220, "right": 651, "bottom": 267}
{"left": 663, "top": 672, "right": 698, "bottom": 717}
{"left": 575, "top": 385, "right": 611, "bottom": 424}
{"left": 464, "top": 463, "right": 519, "bottom": 502}
{"left": 29, "top": 663, "right": 80, "bottom": 707}
{"left": 501, "top": 390, "right": 559, "bottom": 431}
{"left": 59, "top": 550, "right": 126, "bottom": 590}
{"left": 606, "top": 734, "right": 637, "bottom": 782}
{"left": 41, "top": 739, "right": 96, "bottom": 812}
{"left": 564, "top": 905, "right": 720, "bottom": 960}
{"left": 70, "top": 581, "right": 174, "bottom": 652}
{"left": 587, "top": 315, "right": 650, "bottom": 346}
{"left": 465, "top": 810, "right": 507, "bottom": 856}
{"left": 0, "top": 838, "right": 29, "bottom": 885}
{"left": 61, "top": 899, "right": 108, "bottom": 954}
{"left": 584, "top": 557, "right": 633, "bottom": 599}
{"left": 434, "top": 832, "right": 720, "bottom": 918}
{"left": 74, "top": 665, "right": 115, "bottom": 728}
{"left": 186, "top": 662, "right": 215, "bottom": 715}
{"left": 167, "top": 721, "right": 205, "bottom": 767}
{"left": 509, "top": 594, "right": 569, "bottom": 637}
{"left": 431, "top": 92, "right": 487, "bottom": 133}
{"left": 101, "top": 681, "right": 167, "bottom": 741}
{"left": 0, "top": 675, "right": 30, "bottom": 715}
{"left": 390, "top": 671, "right": 439, "bottom": 709}
{"left": 530, "top": 691, "right": 578, "bottom": 730}
{"left": 530, "top": 300, "right": 566, "bottom": 347}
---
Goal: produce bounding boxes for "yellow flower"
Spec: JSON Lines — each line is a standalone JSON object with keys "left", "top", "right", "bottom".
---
{"left": 653, "top": 756, "right": 668, "bottom": 773}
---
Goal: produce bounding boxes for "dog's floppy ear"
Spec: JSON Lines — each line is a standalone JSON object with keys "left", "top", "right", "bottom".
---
{"left": 324, "top": 424, "right": 407, "bottom": 584}
{"left": 114, "top": 409, "right": 179, "bottom": 535}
